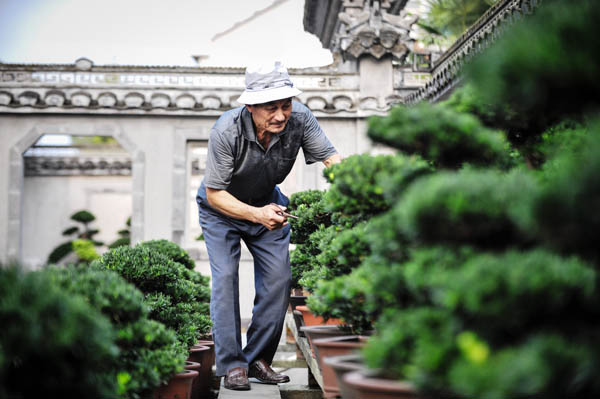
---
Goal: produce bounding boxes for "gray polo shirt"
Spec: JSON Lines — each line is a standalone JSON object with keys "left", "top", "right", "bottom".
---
{"left": 201, "top": 101, "right": 337, "bottom": 206}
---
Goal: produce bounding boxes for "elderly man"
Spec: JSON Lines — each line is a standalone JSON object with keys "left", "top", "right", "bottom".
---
{"left": 196, "top": 61, "right": 341, "bottom": 390}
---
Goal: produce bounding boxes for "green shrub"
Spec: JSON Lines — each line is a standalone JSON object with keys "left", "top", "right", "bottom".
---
{"left": 467, "top": 0, "right": 600, "bottom": 141}
{"left": 93, "top": 244, "right": 211, "bottom": 348}
{"left": 109, "top": 216, "right": 131, "bottom": 249}
{"left": 44, "top": 265, "right": 187, "bottom": 398}
{"left": 71, "top": 209, "right": 96, "bottom": 224}
{"left": 532, "top": 126, "right": 600, "bottom": 261}
{"left": 290, "top": 243, "right": 318, "bottom": 290}
{"left": 378, "top": 156, "right": 432, "bottom": 204}
{"left": 365, "top": 246, "right": 474, "bottom": 313}
{"left": 288, "top": 189, "right": 331, "bottom": 245}
{"left": 363, "top": 307, "right": 460, "bottom": 394}
{"left": 395, "top": 168, "right": 538, "bottom": 249}
{"left": 295, "top": 225, "right": 338, "bottom": 291}
{"left": 314, "top": 222, "right": 370, "bottom": 281}
{"left": 322, "top": 155, "right": 408, "bottom": 221}
{"left": 48, "top": 209, "right": 103, "bottom": 264}
{"left": 367, "top": 103, "right": 511, "bottom": 169}
{"left": 307, "top": 265, "right": 374, "bottom": 334}
{"left": 137, "top": 239, "right": 211, "bottom": 303}
{"left": 413, "top": 249, "right": 597, "bottom": 342}
{"left": 72, "top": 239, "right": 99, "bottom": 261}
{"left": 139, "top": 239, "right": 196, "bottom": 270}
{"left": 358, "top": 2, "right": 600, "bottom": 398}
{"left": 448, "top": 333, "right": 600, "bottom": 399}
{"left": 534, "top": 120, "right": 589, "bottom": 174}
{"left": 0, "top": 266, "right": 119, "bottom": 398}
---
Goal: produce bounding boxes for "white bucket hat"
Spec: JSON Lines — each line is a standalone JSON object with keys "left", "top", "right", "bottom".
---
{"left": 237, "top": 61, "right": 302, "bottom": 105}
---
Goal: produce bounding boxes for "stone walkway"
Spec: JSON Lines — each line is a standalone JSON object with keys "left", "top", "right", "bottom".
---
{"left": 216, "top": 314, "right": 321, "bottom": 399}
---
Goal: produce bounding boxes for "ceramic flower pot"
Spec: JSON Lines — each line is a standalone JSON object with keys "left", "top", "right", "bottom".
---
{"left": 296, "top": 305, "right": 343, "bottom": 327}
{"left": 187, "top": 344, "right": 212, "bottom": 399}
{"left": 323, "top": 353, "right": 365, "bottom": 399}
{"left": 312, "top": 335, "right": 368, "bottom": 399}
{"left": 195, "top": 340, "right": 216, "bottom": 393}
{"left": 300, "top": 324, "right": 349, "bottom": 358}
{"left": 154, "top": 369, "right": 198, "bottom": 399}
{"left": 343, "top": 369, "right": 423, "bottom": 399}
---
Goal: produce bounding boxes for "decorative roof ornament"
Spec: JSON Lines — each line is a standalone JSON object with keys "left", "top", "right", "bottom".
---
{"left": 335, "top": 0, "right": 418, "bottom": 60}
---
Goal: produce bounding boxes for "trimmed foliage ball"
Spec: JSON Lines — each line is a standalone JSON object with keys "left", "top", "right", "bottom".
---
{"left": 367, "top": 103, "right": 511, "bottom": 169}
{"left": 44, "top": 265, "right": 187, "bottom": 398}
{"left": 0, "top": 267, "right": 119, "bottom": 398}
{"left": 139, "top": 239, "right": 196, "bottom": 271}
{"left": 93, "top": 244, "right": 211, "bottom": 348}
{"left": 395, "top": 168, "right": 538, "bottom": 249}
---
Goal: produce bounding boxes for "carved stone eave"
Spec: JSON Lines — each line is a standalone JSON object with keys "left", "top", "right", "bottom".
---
{"left": 405, "top": 0, "right": 542, "bottom": 105}
{"left": 304, "top": 0, "right": 415, "bottom": 62}
{"left": 0, "top": 61, "right": 407, "bottom": 117}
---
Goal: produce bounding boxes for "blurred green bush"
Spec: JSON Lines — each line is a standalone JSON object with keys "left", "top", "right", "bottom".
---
{"left": 93, "top": 242, "right": 212, "bottom": 348}
{"left": 45, "top": 265, "right": 187, "bottom": 398}
{"left": 0, "top": 266, "right": 119, "bottom": 398}
{"left": 289, "top": 1, "right": 600, "bottom": 397}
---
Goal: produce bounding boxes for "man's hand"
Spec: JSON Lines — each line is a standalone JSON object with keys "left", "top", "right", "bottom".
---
{"left": 323, "top": 153, "right": 342, "bottom": 168}
{"left": 254, "top": 204, "right": 289, "bottom": 230}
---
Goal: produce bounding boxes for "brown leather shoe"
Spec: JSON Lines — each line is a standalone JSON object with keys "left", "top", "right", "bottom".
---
{"left": 248, "top": 359, "right": 290, "bottom": 384}
{"left": 224, "top": 367, "right": 251, "bottom": 390}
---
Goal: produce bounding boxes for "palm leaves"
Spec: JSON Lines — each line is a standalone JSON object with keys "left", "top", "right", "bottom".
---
{"left": 418, "top": 0, "right": 498, "bottom": 47}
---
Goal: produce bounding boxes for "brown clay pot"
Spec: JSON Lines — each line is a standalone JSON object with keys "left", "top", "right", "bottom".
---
{"left": 323, "top": 354, "right": 365, "bottom": 399}
{"left": 296, "top": 305, "right": 343, "bottom": 327}
{"left": 300, "top": 324, "right": 349, "bottom": 357}
{"left": 343, "top": 370, "right": 422, "bottom": 399}
{"left": 312, "top": 335, "right": 368, "bottom": 399}
{"left": 154, "top": 369, "right": 198, "bottom": 399}
{"left": 187, "top": 344, "right": 212, "bottom": 399}
{"left": 195, "top": 340, "right": 216, "bottom": 394}
{"left": 289, "top": 295, "right": 307, "bottom": 312}
{"left": 183, "top": 362, "right": 201, "bottom": 399}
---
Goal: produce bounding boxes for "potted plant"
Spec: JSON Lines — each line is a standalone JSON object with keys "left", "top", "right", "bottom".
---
{"left": 0, "top": 266, "right": 119, "bottom": 397}
{"left": 94, "top": 241, "right": 212, "bottom": 398}
{"left": 353, "top": 2, "right": 600, "bottom": 396}
{"left": 45, "top": 265, "right": 187, "bottom": 398}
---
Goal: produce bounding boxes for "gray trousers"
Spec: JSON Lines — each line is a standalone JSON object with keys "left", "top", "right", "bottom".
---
{"left": 197, "top": 191, "right": 291, "bottom": 376}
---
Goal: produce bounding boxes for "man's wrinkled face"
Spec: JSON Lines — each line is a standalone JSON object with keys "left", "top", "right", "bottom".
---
{"left": 247, "top": 98, "right": 293, "bottom": 134}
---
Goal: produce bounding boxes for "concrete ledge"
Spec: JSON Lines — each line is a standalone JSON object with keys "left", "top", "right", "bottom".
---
{"left": 285, "top": 313, "right": 323, "bottom": 390}
{"left": 279, "top": 384, "right": 323, "bottom": 399}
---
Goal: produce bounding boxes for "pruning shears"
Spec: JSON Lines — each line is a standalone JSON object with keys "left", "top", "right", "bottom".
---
{"left": 270, "top": 203, "right": 298, "bottom": 219}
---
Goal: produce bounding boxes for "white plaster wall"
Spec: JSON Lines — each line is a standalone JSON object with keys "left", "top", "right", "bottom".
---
{"left": 0, "top": 116, "right": 47, "bottom": 265}
{"left": 22, "top": 175, "right": 132, "bottom": 268}
{"left": 0, "top": 120, "right": 12, "bottom": 265}
{"left": 0, "top": 112, "right": 373, "bottom": 319}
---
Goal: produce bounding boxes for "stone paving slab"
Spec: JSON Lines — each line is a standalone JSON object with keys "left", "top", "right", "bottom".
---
{"left": 218, "top": 378, "right": 281, "bottom": 399}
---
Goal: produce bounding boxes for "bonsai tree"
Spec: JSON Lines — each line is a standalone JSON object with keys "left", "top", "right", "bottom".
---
{"left": 289, "top": 154, "right": 429, "bottom": 291}
{"left": 47, "top": 209, "right": 103, "bottom": 264}
{"left": 357, "top": 1, "right": 600, "bottom": 398}
{"left": 93, "top": 242, "right": 212, "bottom": 348}
{"left": 0, "top": 265, "right": 119, "bottom": 397}
{"left": 44, "top": 265, "right": 187, "bottom": 398}
{"left": 287, "top": 189, "right": 331, "bottom": 290}
{"left": 301, "top": 154, "right": 430, "bottom": 332}
{"left": 138, "top": 239, "right": 211, "bottom": 318}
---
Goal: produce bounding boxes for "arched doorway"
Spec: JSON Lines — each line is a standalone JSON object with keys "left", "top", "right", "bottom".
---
{"left": 7, "top": 122, "right": 144, "bottom": 268}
